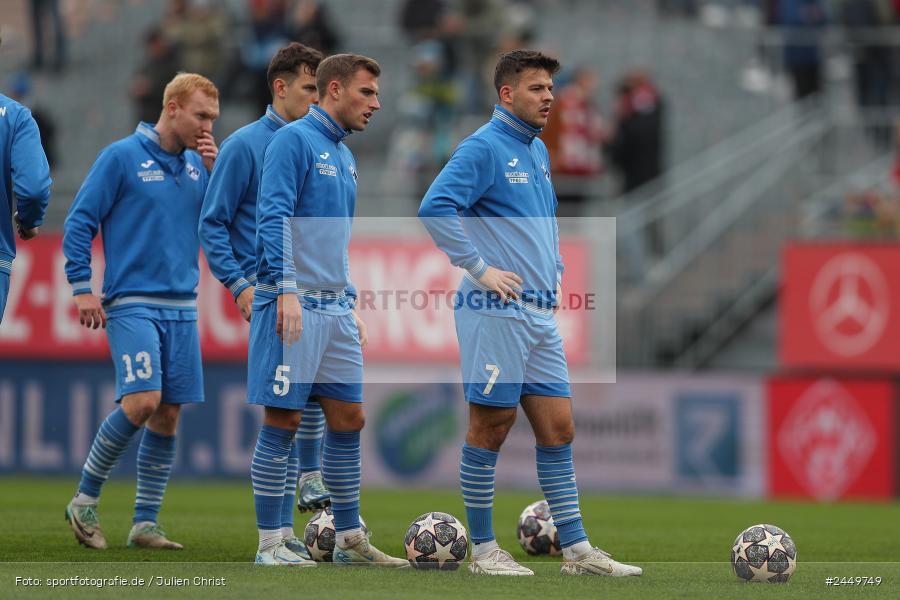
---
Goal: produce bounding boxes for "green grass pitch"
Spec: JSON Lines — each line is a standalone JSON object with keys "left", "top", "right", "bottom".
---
{"left": 0, "top": 477, "right": 898, "bottom": 599}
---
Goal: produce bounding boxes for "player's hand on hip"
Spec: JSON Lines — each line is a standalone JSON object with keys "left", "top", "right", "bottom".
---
{"left": 13, "top": 212, "right": 39, "bottom": 241}
{"left": 277, "top": 293, "right": 303, "bottom": 345}
{"left": 478, "top": 266, "right": 523, "bottom": 303}
{"left": 197, "top": 132, "right": 218, "bottom": 172}
{"left": 236, "top": 285, "right": 254, "bottom": 322}
{"left": 352, "top": 309, "right": 368, "bottom": 348}
{"left": 74, "top": 293, "right": 107, "bottom": 329}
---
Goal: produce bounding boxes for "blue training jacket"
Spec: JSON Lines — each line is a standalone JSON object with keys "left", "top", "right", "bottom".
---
{"left": 0, "top": 94, "right": 51, "bottom": 275}
{"left": 418, "top": 105, "right": 564, "bottom": 318}
{"left": 255, "top": 105, "right": 357, "bottom": 311}
{"left": 63, "top": 123, "right": 210, "bottom": 317}
{"left": 199, "top": 106, "right": 288, "bottom": 300}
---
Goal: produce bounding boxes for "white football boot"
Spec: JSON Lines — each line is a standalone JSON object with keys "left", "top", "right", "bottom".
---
{"left": 333, "top": 534, "right": 409, "bottom": 568}
{"left": 469, "top": 548, "right": 534, "bottom": 576}
{"left": 255, "top": 541, "right": 317, "bottom": 566}
{"left": 560, "top": 547, "right": 643, "bottom": 577}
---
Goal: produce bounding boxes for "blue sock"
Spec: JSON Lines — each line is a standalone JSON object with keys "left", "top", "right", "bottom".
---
{"left": 322, "top": 429, "right": 360, "bottom": 533}
{"left": 298, "top": 401, "right": 325, "bottom": 474}
{"left": 536, "top": 443, "right": 587, "bottom": 548}
{"left": 251, "top": 424, "right": 295, "bottom": 530}
{"left": 280, "top": 435, "right": 300, "bottom": 529}
{"left": 133, "top": 429, "right": 176, "bottom": 524}
{"left": 78, "top": 407, "right": 140, "bottom": 498}
{"left": 460, "top": 443, "right": 498, "bottom": 544}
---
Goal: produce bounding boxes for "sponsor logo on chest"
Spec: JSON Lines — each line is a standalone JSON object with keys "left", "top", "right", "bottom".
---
{"left": 138, "top": 159, "right": 165, "bottom": 182}
{"left": 186, "top": 164, "right": 201, "bottom": 181}
{"left": 505, "top": 157, "right": 529, "bottom": 183}
{"left": 316, "top": 153, "right": 338, "bottom": 177}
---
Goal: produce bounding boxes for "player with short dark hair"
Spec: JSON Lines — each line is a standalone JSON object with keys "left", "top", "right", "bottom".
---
{"left": 0, "top": 90, "right": 51, "bottom": 322}
{"left": 247, "top": 53, "right": 405, "bottom": 567}
{"left": 419, "top": 49, "right": 643, "bottom": 577}
{"left": 199, "top": 42, "right": 327, "bottom": 561}
{"left": 63, "top": 73, "right": 219, "bottom": 551}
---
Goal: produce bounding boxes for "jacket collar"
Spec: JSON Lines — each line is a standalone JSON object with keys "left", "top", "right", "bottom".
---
{"left": 490, "top": 105, "right": 541, "bottom": 144}
{"left": 135, "top": 122, "right": 184, "bottom": 159}
{"left": 306, "top": 105, "right": 349, "bottom": 142}
{"left": 264, "top": 105, "right": 290, "bottom": 130}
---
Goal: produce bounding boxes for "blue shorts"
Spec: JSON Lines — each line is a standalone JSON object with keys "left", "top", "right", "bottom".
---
{"left": 106, "top": 314, "right": 204, "bottom": 404}
{"left": 454, "top": 307, "right": 571, "bottom": 407}
{"left": 246, "top": 300, "right": 363, "bottom": 410}
{"left": 0, "top": 271, "right": 8, "bottom": 323}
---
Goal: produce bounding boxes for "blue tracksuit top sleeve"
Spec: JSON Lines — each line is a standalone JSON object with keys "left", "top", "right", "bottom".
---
{"left": 199, "top": 134, "right": 254, "bottom": 298}
{"left": 63, "top": 146, "right": 123, "bottom": 294}
{"left": 11, "top": 107, "right": 51, "bottom": 229}
{"left": 542, "top": 145, "right": 564, "bottom": 282}
{"left": 258, "top": 127, "right": 308, "bottom": 293}
{"left": 418, "top": 137, "right": 494, "bottom": 278}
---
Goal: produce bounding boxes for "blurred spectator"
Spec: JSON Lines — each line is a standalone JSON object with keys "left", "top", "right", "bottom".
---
{"left": 608, "top": 70, "right": 666, "bottom": 256}
{"left": 29, "top": 0, "right": 67, "bottom": 72}
{"left": 777, "top": 0, "right": 827, "bottom": 100}
{"left": 130, "top": 27, "right": 180, "bottom": 124}
{"left": 657, "top": 0, "right": 698, "bottom": 18}
{"left": 843, "top": 188, "right": 899, "bottom": 239}
{"left": 400, "top": 0, "right": 449, "bottom": 41}
{"left": 844, "top": 123, "right": 900, "bottom": 239}
{"left": 287, "top": 0, "right": 340, "bottom": 55}
{"left": 892, "top": 121, "right": 900, "bottom": 188}
{"left": 240, "top": 0, "right": 292, "bottom": 112}
{"left": 8, "top": 72, "right": 57, "bottom": 168}
{"left": 447, "top": 0, "right": 507, "bottom": 112}
{"left": 839, "top": 0, "right": 896, "bottom": 146}
{"left": 541, "top": 67, "right": 607, "bottom": 208}
{"left": 385, "top": 38, "right": 459, "bottom": 200}
{"left": 608, "top": 70, "right": 665, "bottom": 195}
{"left": 164, "top": 0, "right": 229, "bottom": 81}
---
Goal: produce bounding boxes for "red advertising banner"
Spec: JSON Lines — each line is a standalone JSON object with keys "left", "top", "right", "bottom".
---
{"left": 767, "top": 377, "right": 896, "bottom": 501}
{"left": 0, "top": 235, "right": 590, "bottom": 364}
{"left": 780, "top": 242, "right": 900, "bottom": 371}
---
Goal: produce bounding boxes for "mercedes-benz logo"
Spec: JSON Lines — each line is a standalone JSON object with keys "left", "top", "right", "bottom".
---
{"left": 809, "top": 253, "right": 889, "bottom": 357}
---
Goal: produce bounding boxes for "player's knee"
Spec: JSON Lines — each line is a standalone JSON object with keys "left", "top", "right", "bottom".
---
{"left": 536, "top": 421, "right": 574, "bottom": 447}
{"left": 121, "top": 391, "right": 162, "bottom": 425}
{"left": 468, "top": 420, "right": 514, "bottom": 451}
{"left": 329, "top": 410, "right": 364, "bottom": 432}
{"left": 555, "top": 423, "right": 575, "bottom": 446}
{"left": 147, "top": 403, "right": 181, "bottom": 435}
{"left": 264, "top": 407, "right": 302, "bottom": 431}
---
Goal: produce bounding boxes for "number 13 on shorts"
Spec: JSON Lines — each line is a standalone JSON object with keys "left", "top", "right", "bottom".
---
{"left": 483, "top": 363, "right": 500, "bottom": 395}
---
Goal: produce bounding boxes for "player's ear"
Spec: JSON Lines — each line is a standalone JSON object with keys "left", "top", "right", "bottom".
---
{"left": 273, "top": 78, "right": 285, "bottom": 99}
{"left": 498, "top": 84, "right": 513, "bottom": 105}
{"left": 327, "top": 79, "right": 342, "bottom": 101}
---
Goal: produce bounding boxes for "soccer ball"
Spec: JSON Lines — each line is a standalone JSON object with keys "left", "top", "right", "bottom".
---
{"left": 731, "top": 524, "right": 797, "bottom": 583}
{"left": 303, "top": 507, "right": 369, "bottom": 562}
{"left": 404, "top": 512, "right": 468, "bottom": 570}
{"left": 517, "top": 500, "right": 561, "bottom": 556}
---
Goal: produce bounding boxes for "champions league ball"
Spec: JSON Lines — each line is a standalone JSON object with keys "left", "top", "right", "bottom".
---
{"left": 731, "top": 524, "right": 797, "bottom": 583}
{"left": 303, "top": 507, "right": 369, "bottom": 562}
{"left": 517, "top": 500, "right": 561, "bottom": 556}
{"left": 404, "top": 512, "right": 469, "bottom": 570}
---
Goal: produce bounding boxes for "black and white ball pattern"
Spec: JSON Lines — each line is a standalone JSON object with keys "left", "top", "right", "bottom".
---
{"left": 303, "top": 507, "right": 369, "bottom": 562}
{"left": 404, "top": 512, "right": 468, "bottom": 570}
{"left": 517, "top": 500, "right": 561, "bottom": 556}
{"left": 731, "top": 524, "right": 797, "bottom": 583}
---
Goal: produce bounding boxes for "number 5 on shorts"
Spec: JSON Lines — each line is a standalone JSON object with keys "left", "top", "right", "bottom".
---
{"left": 273, "top": 365, "right": 291, "bottom": 396}
{"left": 483, "top": 363, "right": 500, "bottom": 395}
